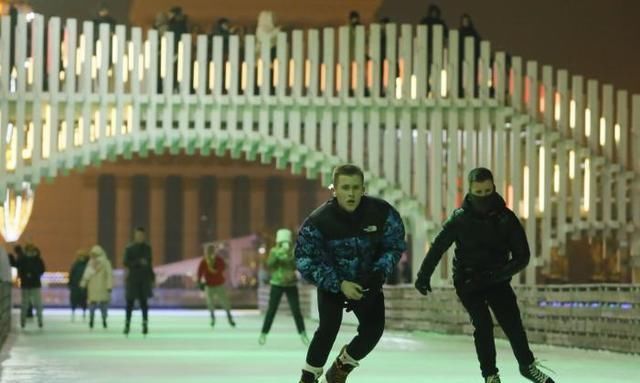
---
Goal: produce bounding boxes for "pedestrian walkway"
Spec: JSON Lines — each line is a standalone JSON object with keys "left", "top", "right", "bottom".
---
{"left": 0, "top": 309, "right": 637, "bottom": 382}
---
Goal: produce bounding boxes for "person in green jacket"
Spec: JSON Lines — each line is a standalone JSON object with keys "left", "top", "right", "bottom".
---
{"left": 258, "top": 228, "right": 308, "bottom": 345}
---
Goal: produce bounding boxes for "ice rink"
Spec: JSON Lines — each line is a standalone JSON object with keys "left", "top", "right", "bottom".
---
{"left": 0, "top": 309, "right": 637, "bottom": 383}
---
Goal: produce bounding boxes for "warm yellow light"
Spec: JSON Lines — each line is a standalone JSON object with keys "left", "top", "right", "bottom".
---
{"left": 583, "top": 158, "right": 590, "bottom": 212}
{"left": 208, "top": 62, "right": 215, "bottom": 90}
{"left": 304, "top": 59, "right": 311, "bottom": 89}
{"left": 411, "top": 75, "right": 417, "bottom": 100}
{"left": 193, "top": 61, "right": 199, "bottom": 90}
{"left": 225, "top": 61, "right": 231, "bottom": 91}
{"left": 599, "top": 117, "right": 606, "bottom": 146}
{"left": 395, "top": 77, "right": 402, "bottom": 99}
{"left": 0, "top": 183, "right": 35, "bottom": 242}
{"left": 289, "top": 59, "right": 295, "bottom": 89}
{"left": 241, "top": 62, "right": 247, "bottom": 91}
{"left": 585, "top": 108, "right": 591, "bottom": 137}
{"left": 614, "top": 123, "right": 621, "bottom": 143}
{"left": 554, "top": 92, "right": 561, "bottom": 122}
{"left": 553, "top": 164, "right": 560, "bottom": 193}
{"left": 569, "top": 100, "right": 576, "bottom": 129}
{"left": 440, "top": 69, "right": 447, "bottom": 97}
{"left": 569, "top": 150, "right": 576, "bottom": 179}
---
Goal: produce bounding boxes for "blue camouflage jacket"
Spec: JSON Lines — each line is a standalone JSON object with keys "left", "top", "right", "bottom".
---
{"left": 295, "top": 196, "right": 406, "bottom": 293}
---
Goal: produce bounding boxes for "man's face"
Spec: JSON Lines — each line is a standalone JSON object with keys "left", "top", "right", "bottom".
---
{"left": 469, "top": 179, "right": 494, "bottom": 197}
{"left": 334, "top": 174, "right": 364, "bottom": 213}
{"left": 134, "top": 230, "right": 145, "bottom": 243}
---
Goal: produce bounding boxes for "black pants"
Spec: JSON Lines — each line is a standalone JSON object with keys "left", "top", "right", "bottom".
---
{"left": 125, "top": 297, "right": 149, "bottom": 323}
{"left": 306, "top": 289, "right": 385, "bottom": 367}
{"left": 261, "top": 285, "right": 306, "bottom": 334}
{"left": 456, "top": 281, "right": 534, "bottom": 377}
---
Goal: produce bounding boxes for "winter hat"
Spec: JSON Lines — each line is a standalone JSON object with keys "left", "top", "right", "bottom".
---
{"left": 276, "top": 228, "right": 292, "bottom": 244}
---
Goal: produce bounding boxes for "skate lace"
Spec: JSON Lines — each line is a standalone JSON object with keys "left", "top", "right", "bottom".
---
{"left": 332, "top": 361, "right": 355, "bottom": 383}
{"left": 528, "top": 360, "right": 555, "bottom": 382}
{"left": 486, "top": 374, "right": 501, "bottom": 383}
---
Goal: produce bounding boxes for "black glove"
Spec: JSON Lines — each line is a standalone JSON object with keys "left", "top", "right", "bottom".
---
{"left": 198, "top": 282, "right": 206, "bottom": 291}
{"left": 414, "top": 273, "right": 432, "bottom": 296}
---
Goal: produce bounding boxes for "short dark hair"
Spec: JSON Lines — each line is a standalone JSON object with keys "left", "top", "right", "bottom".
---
{"left": 468, "top": 167, "right": 494, "bottom": 185}
{"left": 134, "top": 227, "right": 146, "bottom": 233}
{"left": 332, "top": 164, "right": 364, "bottom": 187}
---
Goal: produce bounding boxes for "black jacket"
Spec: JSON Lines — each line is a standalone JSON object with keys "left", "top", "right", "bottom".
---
{"left": 17, "top": 254, "right": 46, "bottom": 289}
{"left": 417, "top": 192, "right": 530, "bottom": 286}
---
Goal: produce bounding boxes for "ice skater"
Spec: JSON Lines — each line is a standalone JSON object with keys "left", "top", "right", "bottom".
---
{"left": 414, "top": 167, "right": 556, "bottom": 383}
{"left": 80, "top": 245, "right": 113, "bottom": 329}
{"left": 258, "top": 228, "right": 308, "bottom": 346}
{"left": 295, "top": 164, "right": 406, "bottom": 383}
{"left": 68, "top": 249, "right": 89, "bottom": 321}
{"left": 123, "top": 227, "right": 155, "bottom": 336}
{"left": 197, "top": 243, "right": 236, "bottom": 328}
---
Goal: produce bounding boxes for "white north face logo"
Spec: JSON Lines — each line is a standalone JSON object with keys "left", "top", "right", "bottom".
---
{"left": 363, "top": 225, "right": 378, "bottom": 233}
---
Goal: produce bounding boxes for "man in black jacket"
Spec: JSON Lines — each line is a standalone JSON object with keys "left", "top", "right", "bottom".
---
{"left": 16, "top": 243, "right": 46, "bottom": 329}
{"left": 414, "top": 168, "right": 556, "bottom": 383}
{"left": 123, "top": 227, "right": 155, "bottom": 336}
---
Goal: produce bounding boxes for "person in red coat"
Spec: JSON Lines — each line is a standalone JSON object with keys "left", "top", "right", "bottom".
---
{"left": 197, "top": 244, "right": 236, "bottom": 328}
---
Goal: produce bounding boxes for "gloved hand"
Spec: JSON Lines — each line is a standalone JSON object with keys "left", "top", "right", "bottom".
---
{"left": 414, "top": 273, "right": 432, "bottom": 296}
{"left": 198, "top": 282, "right": 206, "bottom": 291}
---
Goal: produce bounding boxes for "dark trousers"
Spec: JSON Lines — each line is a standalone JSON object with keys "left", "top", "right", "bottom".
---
{"left": 125, "top": 298, "right": 149, "bottom": 323}
{"left": 261, "top": 285, "right": 306, "bottom": 334}
{"left": 456, "top": 282, "right": 535, "bottom": 377}
{"left": 306, "top": 289, "right": 385, "bottom": 367}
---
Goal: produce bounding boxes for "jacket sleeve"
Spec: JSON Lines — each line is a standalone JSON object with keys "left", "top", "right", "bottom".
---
{"left": 295, "top": 220, "right": 341, "bottom": 293}
{"left": 80, "top": 263, "right": 94, "bottom": 288}
{"left": 490, "top": 212, "right": 531, "bottom": 283}
{"left": 123, "top": 247, "right": 132, "bottom": 269}
{"left": 105, "top": 260, "right": 113, "bottom": 290}
{"left": 417, "top": 211, "right": 459, "bottom": 280}
{"left": 37, "top": 257, "right": 46, "bottom": 276}
{"left": 372, "top": 207, "right": 406, "bottom": 279}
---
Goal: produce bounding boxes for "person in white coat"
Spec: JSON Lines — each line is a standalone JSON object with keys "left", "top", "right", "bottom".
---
{"left": 80, "top": 245, "right": 113, "bottom": 329}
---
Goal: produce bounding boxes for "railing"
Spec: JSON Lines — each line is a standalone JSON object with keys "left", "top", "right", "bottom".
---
{"left": 384, "top": 284, "right": 640, "bottom": 354}
{"left": 0, "top": 281, "right": 11, "bottom": 348}
{"left": 1, "top": 14, "right": 639, "bottom": 285}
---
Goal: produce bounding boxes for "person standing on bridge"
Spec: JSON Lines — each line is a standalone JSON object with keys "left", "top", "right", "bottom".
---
{"left": 258, "top": 228, "right": 308, "bottom": 346}
{"left": 123, "top": 227, "right": 155, "bottom": 336}
{"left": 414, "top": 167, "right": 556, "bottom": 383}
{"left": 295, "top": 164, "right": 406, "bottom": 383}
{"left": 196, "top": 243, "right": 236, "bottom": 329}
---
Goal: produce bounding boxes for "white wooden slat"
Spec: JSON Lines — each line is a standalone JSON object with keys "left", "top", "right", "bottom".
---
{"left": 526, "top": 61, "right": 538, "bottom": 119}
{"left": 432, "top": 25, "right": 443, "bottom": 99}
{"left": 463, "top": 36, "right": 475, "bottom": 99}
{"left": 525, "top": 123, "right": 540, "bottom": 284}
{"left": 478, "top": 107, "right": 491, "bottom": 167}
{"left": 557, "top": 140, "right": 569, "bottom": 243}
{"left": 178, "top": 33, "right": 191, "bottom": 97}
{"left": 447, "top": 30, "right": 458, "bottom": 100}
{"left": 494, "top": 109, "right": 507, "bottom": 196}
{"left": 494, "top": 51, "right": 506, "bottom": 104}
{"left": 587, "top": 79, "right": 599, "bottom": 153}
{"left": 572, "top": 76, "right": 585, "bottom": 145}
{"left": 557, "top": 70, "right": 569, "bottom": 138}
{"left": 587, "top": 156, "right": 600, "bottom": 229}
{"left": 478, "top": 41, "right": 491, "bottom": 100}
{"left": 292, "top": 30, "right": 304, "bottom": 99}
{"left": 414, "top": 25, "right": 427, "bottom": 100}
{"left": 30, "top": 15, "right": 45, "bottom": 183}
{"left": 354, "top": 25, "right": 366, "bottom": 99}
{"left": 399, "top": 24, "right": 412, "bottom": 100}
{"left": 631, "top": 96, "right": 640, "bottom": 228}
{"left": 351, "top": 109, "right": 364, "bottom": 168}
{"left": 399, "top": 107, "right": 412, "bottom": 195}
{"left": 511, "top": 57, "right": 523, "bottom": 112}
{"left": 510, "top": 116, "right": 524, "bottom": 217}
{"left": 63, "top": 19, "right": 77, "bottom": 171}
{"left": 228, "top": 34, "right": 240, "bottom": 97}
{"left": 384, "top": 23, "right": 397, "bottom": 100}
{"left": 15, "top": 15, "right": 27, "bottom": 178}
{"left": 414, "top": 108, "right": 427, "bottom": 205}
{"left": 541, "top": 132, "right": 555, "bottom": 268}
{"left": 463, "top": 107, "right": 475, "bottom": 178}
{"left": 303, "top": 108, "right": 318, "bottom": 153}
{"left": 97, "top": 23, "right": 110, "bottom": 159}
{"left": 211, "top": 35, "right": 223, "bottom": 98}
{"left": 616, "top": 90, "right": 628, "bottom": 168}
{"left": 80, "top": 20, "right": 94, "bottom": 165}
{"left": 383, "top": 109, "right": 396, "bottom": 184}
{"left": 602, "top": 84, "right": 614, "bottom": 161}
{"left": 322, "top": 28, "right": 335, "bottom": 99}
{"left": 243, "top": 35, "right": 256, "bottom": 98}
{"left": 336, "top": 109, "right": 348, "bottom": 161}
{"left": 194, "top": 34, "right": 207, "bottom": 135}
{"left": 307, "top": 30, "right": 319, "bottom": 98}
{"left": 320, "top": 108, "right": 333, "bottom": 159}
{"left": 368, "top": 24, "right": 381, "bottom": 100}
{"left": 47, "top": 17, "right": 62, "bottom": 167}
{"left": 0, "top": 16, "right": 9, "bottom": 179}
{"left": 113, "top": 25, "right": 126, "bottom": 146}
{"left": 542, "top": 65, "right": 553, "bottom": 128}
{"left": 429, "top": 109, "right": 443, "bottom": 220}
{"left": 161, "top": 32, "right": 174, "bottom": 147}
{"left": 337, "top": 26, "right": 349, "bottom": 99}
{"left": 446, "top": 108, "right": 459, "bottom": 214}
{"left": 275, "top": 32, "right": 286, "bottom": 98}
{"left": 602, "top": 164, "right": 613, "bottom": 228}
{"left": 367, "top": 108, "right": 381, "bottom": 177}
